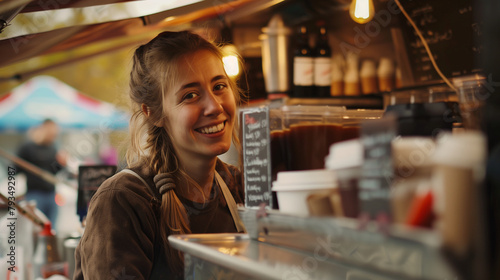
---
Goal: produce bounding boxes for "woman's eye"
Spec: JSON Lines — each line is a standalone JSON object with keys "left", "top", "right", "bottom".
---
{"left": 214, "top": 83, "right": 227, "bottom": 91}
{"left": 183, "top": 92, "right": 199, "bottom": 101}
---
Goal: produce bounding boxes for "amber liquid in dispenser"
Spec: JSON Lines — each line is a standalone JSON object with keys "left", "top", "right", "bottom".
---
{"left": 288, "top": 123, "right": 342, "bottom": 170}
{"left": 341, "top": 126, "right": 360, "bottom": 141}
{"left": 270, "top": 129, "right": 289, "bottom": 180}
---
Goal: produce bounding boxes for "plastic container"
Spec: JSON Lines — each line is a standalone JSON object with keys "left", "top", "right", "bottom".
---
{"left": 384, "top": 102, "right": 457, "bottom": 137}
{"left": 325, "top": 139, "right": 363, "bottom": 218}
{"left": 272, "top": 169, "right": 338, "bottom": 216}
{"left": 384, "top": 85, "right": 462, "bottom": 135}
{"left": 386, "top": 85, "right": 457, "bottom": 107}
{"left": 453, "top": 74, "right": 488, "bottom": 130}
{"left": 387, "top": 88, "right": 429, "bottom": 106}
{"left": 281, "top": 105, "right": 345, "bottom": 171}
{"left": 428, "top": 85, "right": 458, "bottom": 103}
{"left": 341, "top": 109, "right": 384, "bottom": 141}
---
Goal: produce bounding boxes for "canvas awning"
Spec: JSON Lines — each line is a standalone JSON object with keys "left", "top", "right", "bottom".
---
{"left": 0, "top": 75, "right": 129, "bottom": 132}
{"left": 0, "top": 0, "right": 285, "bottom": 79}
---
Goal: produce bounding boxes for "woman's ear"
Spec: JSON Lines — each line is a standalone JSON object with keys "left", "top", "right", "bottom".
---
{"left": 141, "top": 104, "right": 150, "bottom": 117}
{"left": 142, "top": 103, "right": 165, "bottom": 127}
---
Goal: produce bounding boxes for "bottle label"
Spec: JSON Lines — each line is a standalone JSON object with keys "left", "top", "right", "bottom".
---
{"left": 293, "top": 57, "right": 313, "bottom": 86}
{"left": 314, "top": 57, "right": 332, "bottom": 86}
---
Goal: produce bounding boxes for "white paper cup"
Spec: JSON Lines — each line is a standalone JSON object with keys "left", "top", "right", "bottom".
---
{"left": 272, "top": 169, "right": 337, "bottom": 216}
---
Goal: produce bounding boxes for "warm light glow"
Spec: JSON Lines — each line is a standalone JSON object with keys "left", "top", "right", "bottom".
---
{"left": 222, "top": 44, "right": 240, "bottom": 78}
{"left": 349, "top": 0, "right": 375, "bottom": 24}
{"left": 223, "top": 55, "right": 240, "bottom": 77}
{"left": 163, "top": 16, "right": 176, "bottom": 23}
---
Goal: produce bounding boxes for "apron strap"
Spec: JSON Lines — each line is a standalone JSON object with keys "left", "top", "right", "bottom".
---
{"left": 215, "top": 171, "right": 246, "bottom": 233}
{"left": 121, "top": 169, "right": 246, "bottom": 233}
{"left": 120, "top": 169, "right": 150, "bottom": 190}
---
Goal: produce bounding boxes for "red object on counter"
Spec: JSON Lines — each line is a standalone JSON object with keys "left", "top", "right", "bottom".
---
{"left": 39, "top": 222, "right": 54, "bottom": 236}
{"left": 405, "top": 190, "right": 434, "bottom": 228}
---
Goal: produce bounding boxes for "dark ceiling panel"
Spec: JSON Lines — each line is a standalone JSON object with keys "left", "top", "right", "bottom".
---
{"left": 20, "top": 0, "right": 138, "bottom": 13}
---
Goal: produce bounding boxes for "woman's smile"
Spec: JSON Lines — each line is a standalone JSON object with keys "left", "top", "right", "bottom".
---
{"left": 196, "top": 121, "right": 226, "bottom": 135}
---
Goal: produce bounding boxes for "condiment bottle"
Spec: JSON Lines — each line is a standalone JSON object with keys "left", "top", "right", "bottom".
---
{"left": 33, "top": 223, "right": 68, "bottom": 279}
{"left": 330, "top": 54, "right": 344, "bottom": 96}
{"left": 377, "top": 57, "right": 395, "bottom": 92}
{"left": 343, "top": 52, "right": 360, "bottom": 96}
{"left": 360, "top": 59, "right": 378, "bottom": 95}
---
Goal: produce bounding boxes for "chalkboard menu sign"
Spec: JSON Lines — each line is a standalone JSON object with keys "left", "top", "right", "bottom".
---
{"left": 77, "top": 165, "right": 117, "bottom": 221}
{"left": 399, "top": 0, "right": 482, "bottom": 83}
{"left": 240, "top": 106, "right": 273, "bottom": 208}
{"left": 358, "top": 115, "right": 396, "bottom": 220}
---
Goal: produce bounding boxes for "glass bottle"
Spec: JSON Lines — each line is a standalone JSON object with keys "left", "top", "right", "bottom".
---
{"left": 313, "top": 22, "right": 332, "bottom": 98}
{"left": 293, "top": 25, "right": 314, "bottom": 98}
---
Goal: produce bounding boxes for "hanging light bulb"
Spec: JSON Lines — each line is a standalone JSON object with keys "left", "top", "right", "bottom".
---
{"left": 349, "top": 0, "right": 375, "bottom": 24}
{"left": 222, "top": 44, "right": 240, "bottom": 78}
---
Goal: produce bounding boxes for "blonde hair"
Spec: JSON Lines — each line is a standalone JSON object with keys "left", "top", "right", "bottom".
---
{"left": 126, "top": 31, "right": 242, "bottom": 274}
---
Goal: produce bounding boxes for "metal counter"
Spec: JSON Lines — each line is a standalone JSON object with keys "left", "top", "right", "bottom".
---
{"left": 170, "top": 233, "right": 412, "bottom": 280}
{"left": 169, "top": 209, "right": 457, "bottom": 280}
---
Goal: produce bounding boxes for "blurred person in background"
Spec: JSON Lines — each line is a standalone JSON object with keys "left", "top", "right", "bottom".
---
{"left": 16, "top": 118, "right": 67, "bottom": 227}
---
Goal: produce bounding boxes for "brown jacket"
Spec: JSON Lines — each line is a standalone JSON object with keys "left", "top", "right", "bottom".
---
{"left": 74, "top": 160, "right": 244, "bottom": 279}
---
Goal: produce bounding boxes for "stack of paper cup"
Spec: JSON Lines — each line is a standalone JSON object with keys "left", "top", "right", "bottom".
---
{"left": 272, "top": 169, "right": 338, "bottom": 216}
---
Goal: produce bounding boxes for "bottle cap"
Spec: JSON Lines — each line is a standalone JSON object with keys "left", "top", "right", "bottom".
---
{"left": 40, "top": 222, "right": 55, "bottom": 237}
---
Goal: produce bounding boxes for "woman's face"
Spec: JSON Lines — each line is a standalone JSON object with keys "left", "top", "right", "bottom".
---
{"left": 162, "top": 49, "right": 237, "bottom": 164}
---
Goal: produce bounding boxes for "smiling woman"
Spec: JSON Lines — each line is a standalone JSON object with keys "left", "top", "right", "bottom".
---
{"left": 164, "top": 50, "right": 237, "bottom": 164}
{"left": 73, "top": 30, "right": 246, "bottom": 280}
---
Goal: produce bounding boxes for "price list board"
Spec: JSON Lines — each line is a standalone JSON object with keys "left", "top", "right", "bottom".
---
{"left": 240, "top": 106, "right": 273, "bottom": 208}
{"left": 77, "top": 165, "right": 117, "bottom": 221}
{"left": 398, "top": 0, "right": 481, "bottom": 83}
